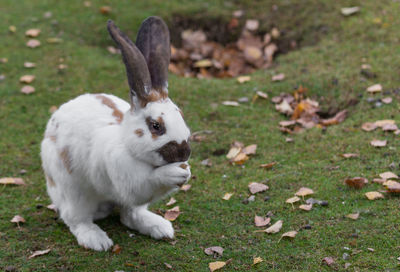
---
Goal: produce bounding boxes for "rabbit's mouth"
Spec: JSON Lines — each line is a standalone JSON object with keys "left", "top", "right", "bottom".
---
{"left": 157, "top": 140, "right": 191, "bottom": 164}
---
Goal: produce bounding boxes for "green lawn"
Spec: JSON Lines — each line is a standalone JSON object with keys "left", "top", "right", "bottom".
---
{"left": 1, "top": 0, "right": 400, "bottom": 271}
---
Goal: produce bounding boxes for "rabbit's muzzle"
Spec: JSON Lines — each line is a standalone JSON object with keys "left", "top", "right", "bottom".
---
{"left": 157, "top": 140, "right": 191, "bottom": 163}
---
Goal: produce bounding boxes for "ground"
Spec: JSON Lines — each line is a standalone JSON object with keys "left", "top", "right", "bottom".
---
{"left": 1, "top": 0, "right": 400, "bottom": 271}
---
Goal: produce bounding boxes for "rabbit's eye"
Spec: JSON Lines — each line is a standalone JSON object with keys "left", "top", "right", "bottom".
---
{"left": 152, "top": 122, "right": 161, "bottom": 130}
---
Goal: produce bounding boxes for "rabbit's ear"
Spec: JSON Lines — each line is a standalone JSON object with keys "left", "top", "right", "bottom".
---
{"left": 107, "top": 20, "right": 152, "bottom": 108}
{"left": 135, "top": 16, "right": 170, "bottom": 95}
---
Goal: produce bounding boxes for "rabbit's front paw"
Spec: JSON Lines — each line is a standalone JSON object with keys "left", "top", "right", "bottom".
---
{"left": 155, "top": 162, "right": 191, "bottom": 187}
{"left": 149, "top": 217, "right": 174, "bottom": 239}
{"left": 74, "top": 223, "right": 113, "bottom": 251}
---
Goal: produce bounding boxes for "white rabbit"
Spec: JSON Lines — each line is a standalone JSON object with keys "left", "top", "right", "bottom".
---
{"left": 40, "top": 17, "right": 191, "bottom": 251}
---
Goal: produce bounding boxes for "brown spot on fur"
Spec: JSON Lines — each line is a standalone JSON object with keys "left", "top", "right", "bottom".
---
{"left": 95, "top": 94, "right": 124, "bottom": 123}
{"left": 46, "top": 174, "right": 56, "bottom": 187}
{"left": 45, "top": 134, "right": 57, "bottom": 142}
{"left": 146, "top": 116, "right": 166, "bottom": 139}
{"left": 60, "top": 146, "right": 73, "bottom": 174}
{"left": 140, "top": 90, "right": 168, "bottom": 107}
{"left": 135, "top": 129, "right": 144, "bottom": 137}
{"left": 179, "top": 163, "right": 188, "bottom": 169}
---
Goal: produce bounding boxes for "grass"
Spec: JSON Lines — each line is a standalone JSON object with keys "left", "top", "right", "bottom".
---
{"left": 1, "top": 0, "right": 400, "bottom": 271}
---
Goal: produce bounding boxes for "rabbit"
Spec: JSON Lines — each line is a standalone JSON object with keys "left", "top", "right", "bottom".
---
{"left": 40, "top": 17, "right": 191, "bottom": 251}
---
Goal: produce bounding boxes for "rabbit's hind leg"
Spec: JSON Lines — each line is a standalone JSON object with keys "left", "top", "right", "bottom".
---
{"left": 93, "top": 202, "right": 115, "bottom": 221}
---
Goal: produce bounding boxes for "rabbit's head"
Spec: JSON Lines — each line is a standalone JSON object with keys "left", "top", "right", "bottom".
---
{"left": 108, "top": 17, "right": 191, "bottom": 167}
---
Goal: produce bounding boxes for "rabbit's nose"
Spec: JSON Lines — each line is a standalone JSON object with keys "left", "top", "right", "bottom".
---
{"left": 157, "top": 140, "right": 191, "bottom": 163}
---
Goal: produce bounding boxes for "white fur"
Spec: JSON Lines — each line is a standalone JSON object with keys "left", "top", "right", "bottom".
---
{"left": 41, "top": 93, "right": 190, "bottom": 251}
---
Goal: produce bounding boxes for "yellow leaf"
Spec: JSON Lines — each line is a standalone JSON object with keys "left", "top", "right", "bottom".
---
{"left": 237, "top": 76, "right": 251, "bottom": 84}
{"left": 209, "top": 261, "right": 226, "bottom": 272}
{"left": 0, "top": 177, "right": 25, "bottom": 185}
{"left": 379, "top": 171, "right": 398, "bottom": 180}
{"left": 226, "top": 147, "right": 241, "bottom": 159}
{"left": 299, "top": 204, "right": 312, "bottom": 211}
{"left": 346, "top": 213, "right": 359, "bottom": 220}
{"left": 222, "top": 193, "right": 233, "bottom": 200}
{"left": 253, "top": 257, "right": 263, "bottom": 265}
{"left": 285, "top": 196, "right": 300, "bottom": 204}
{"left": 265, "top": 220, "right": 283, "bottom": 233}
{"left": 281, "top": 230, "right": 297, "bottom": 239}
{"left": 365, "top": 191, "right": 384, "bottom": 200}
{"left": 295, "top": 187, "right": 314, "bottom": 197}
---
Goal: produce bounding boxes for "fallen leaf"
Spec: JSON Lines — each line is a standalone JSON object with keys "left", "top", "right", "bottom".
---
{"left": 164, "top": 206, "right": 181, "bottom": 221}
{"left": 265, "top": 220, "right": 283, "bottom": 233}
{"left": 256, "top": 91, "right": 268, "bottom": 99}
{"left": 46, "top": 37, "right": 63, "bottom": 44}
{"left": 248, "top": 182, "right": 269, "bottom": 194}
{"left": 25, "top": 29, "right": 41, "bottom": 37}
{"left": 226, "top": 146, "right": 241, "bottom": 159}
{"left": 11, "top": 215, "right": 25, "bottom": 224}
{"left": 386, "top": 181, "right": 400, "bottom": 193}
{"left": 9, "top": 25, "right": 17, "bottom": 33}
{"left": 20, "top": 75, "right": 35, "bottom": 83}
{"left": 180, "top": 184, "right": 191, "bottom": 192}
{"left": 361, "top": 122, "right": 377, "bottom": 132}
{"left": 320, "top": 110, "right": 347, "bottom": 126}
{"left": 254, "top": 215, "right": 270, "bottom": 227}
{"left": 344, "top": 177, "right": 368, "bottom": 189}
{"left": 322, "top": 257, "right": 335, "bottom": 266}
{"left": 253, "top": 256, "right": 263, "bottom": 265}
{"left": 286, "top": 196, "right": 300, "bottom": 204}
{"left": 24, "top": 62, "right": 36, "bottom": 68}
{"left": 204, "top": 246, "right": 224, "bottom": 257}
{"left": 0, "top": 177, "right": 26, "bottom": 185}
{"left": 21, "top": 86, "right": 35, "bottom": 94}
{"left": 244, "top": 46, "right": 262, "bottom": 63}
{"left": 279, "top": 120, "right": 296, "bottom": 127}
{"left": 164, "top": 263, "right": 172, "bottom": 269}
{"left": 232, "top": 153, "right": 249, "bottom": 165}
{"left": 370, "top": 139, "right": 387, "bottom": 147}
{"left": 365, "top": 191, "right": 384, "bottom": 200}
{"left": 271, "top": 27, "right": 280, "bottom": 39}
{"left": 166, "top": 197, "right": 176, "bottom": 206}
{"left": 194, "top": 59, "right": 213, "bottom": 68}
{"left": 280, "top": 230, "right": 297, "bottom": 239}
{"left": 46, "top": 204, "right": 57, "bottom": 211}
{"left": 366, "top": 83, "right": 382, "bottom": 93}
{"left": 341, "top": 153, "right": 359, "bottom": 158}
{"left": 346, "top": 213, "right": 359, "bottom": 220}
{"left": 28, "top": 249, "right": 51, "bottom": 259}
{"left": 341, "top": 6, "right": 360, "bottom": 16}
{"left": 295, "top": 187, "right": 314, "bottom": 197}
{"left": 372, "top": 178, "right": 386, "bottom": 184}
{"left": 245, "top": 19, "right": 259, "bottom": 31}
{"left": 379, "top": 171, "right": 398, "bottom": 180}
{"left": 222, "top": 101, "right": 239, "bottom": 107}
{"left": 374, "top": 120, "right": 395, "bottom": 127}
{"left": 242, "top": 144, "right": 257, "bottom": 155}
{"left": 260, "top": 162, "right": 277, "bottom": 169}
{"left": 26, "top": 39, "right": 41, "bottom": 48}
{"left": 49, "top": 106, "right": 58, "bottom": 113}
{"left": 275, "top": 100, "right": 293, "bottom": 115}
{"left": 222, "top": 193, "right": 233, "bottom": 200}
{"left": 209, "top": 261, "right": 226, "bottom": 271}
{"left": 299, "top": 204, "right": 313, "bottom": 211}
{"left": 272, "top": 73, "right": 285, "bottom": 82}
{"left": 112, "top": 244, "right": 122, "bottom": 254}
{"left": 237, "top": 76, "right": 251, "bottom": 83}
{"left": 99, "top": 6, "right": 111, "bottom": 14}
{"left": 382, "top": 97, "right": 392, "bottom": 104}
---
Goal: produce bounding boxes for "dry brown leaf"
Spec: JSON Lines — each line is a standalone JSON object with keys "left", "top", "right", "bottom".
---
{"left": 346, "top": 212, "right": 359, "bottom": 220}
{"left": 166, "top": 197, "right": 177, "bottom": 206}
{"left": 245, "top": 19, "right": 259, "bottom": 31}
{"left": 194, "top": 59, "right": 213, "bottom": 68}
{"left": 11, "top": 215, "right": 25, "bottom": 224}
{"left": 9, "top": 25, "right": 16, "bottom": 33}
{"left": 264, "top": 43, "right": 278, "bottom": 63}
{"left": 265, "top": 220, "right": 283, "bottom": 233}
{"left": 260, "top": 162, "right": 277, "bottom": 169}
{"left": 244, "top": 46, "right": 262, "bottom": 63}
{"left": 46, "top": 204, "right": 57, "bottom": 211}
{"left": 286, "top": 196, "right": 300, "bottom": 204}
{"left": 20, "top": 75, "right": 35, "bottom": 83}
{"left": 281, "top": 230, "right": 297, "bottom": 239}
{"left": 26, "top": 39, "right": 41, "bottom": 48}
{"left": 320, "top": 110, "right": 347, "bottom": 126}
{"left": 232, "top": 153, "right": 249, "bottom": 165}
{"left": 21, "top": 85, "right": 35, "bottom": 95}
{"left": 24, "top": 62, "right": 36, "bottom": 68}
{"left": 374, "top": 120, "right": 395, "bottom": 127}
{"left": 295, "top": 187, "right": 314, "bottom": 197}
{"left": 361, "top": 122, "right": 377, "bottom": 132}
{"left": 365, "top": 191, "right": 384, "bottom": 200}
{"left": 386, "top": 181, "right": 400, "bottom": 193}
{"left": 275, "top": 100, "right": 293, "bottom": 115}
{"left": 366, "top": 84, "right": 382, "bottom": 93}
{"left": 299, "top": 204, "right": 313, "bottom": 211}
{"left": 341, "top": 6, "right": 360, "bottom": 16}
{"left": 370, "top": 139, "right": 387, "bottom": 147}
{"left": 0, "top": 177, "right": 26, "bottom": 185}
{"left": 253, "top": 256, "right": 263, "bottom": 265}
{"left": 254, "top": 215, "right": 270, "bottom": 227}
{"left": 256, "top": 91, "right": 268, "bottom": 99}
{"left": 344, "top": 177, "right": 368, "bottom": 189}
{"left": 379, "top": 171, "right": 398, "bottom": 180}
{"left": 322, "top": 257, "right": 335, "bottom": 266}
{"left": 279, "top": 120, "right": 296, "bottom": 127}
{"left": 237, "top": 76, "right": 251, "bottom": 83}
{"left": 382, "top": 97, "right": 393, "bottom": 104}
{"left": 222, "top": 193, "right": 233, "bottom": 200}
{"left": 382, "top": 124, "right": 398, "bottom": 131}
{"left": 112, "top": 244, "right": 122, "bottom": 254}
{"left": 99, "top": 6, "right": 111, "bottom": 14}
{"left": 248, "top": 182, "right": 269, "bottom": 194}
{"left": 242, "top": 144, "right": 257, "bottom": 155}
{"left": 28, "top": 248, "right": 51, "bottom": 259}
{"left": 47, "top": 37, "right": 63, "bottom": 44}
{"left": 164, "top": 206, "right": 181, "bottom": 221}
{"left": 204, "top": 246, "right": 224, "bottom": 257}
{"left": 372, "top": 178, "right": 386, "bottom": 184}
{"left": 49, "top": 105, "right": 58, "bottom": 113}
{"left": 209, "top": 261, "right": 226, "bottom": 271}
{"left": 272, "top": 73, "right": 285, "bottom": 82}
{"left": 226, "top": 146, "right": 241, "bottom": 159}
{"left": 341, "top": 153, "right": 359, "bottom": 158}
{"left": 164, "top": 263, "right": 173, "bottom": 269}
{"left": 222, "top": 101, "right": 239, "bottom": 107}
{"left": 25, "top": 29, "right": 41, "bottom": 37}
{"left": 180, "top": 184, "right": 191, "bottom": 192}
